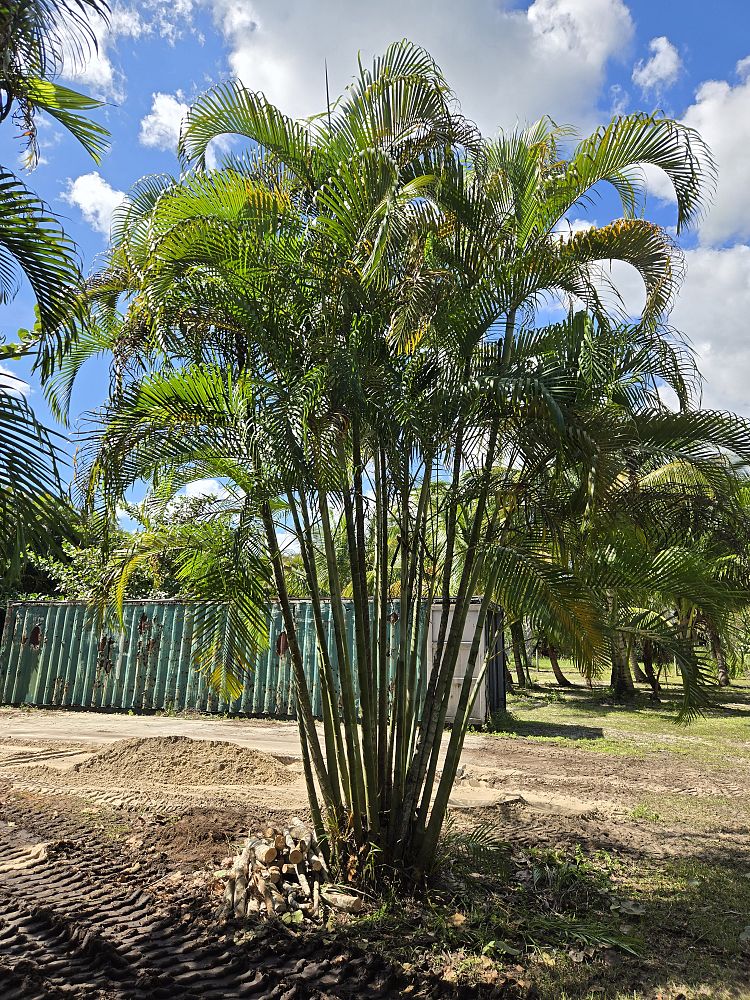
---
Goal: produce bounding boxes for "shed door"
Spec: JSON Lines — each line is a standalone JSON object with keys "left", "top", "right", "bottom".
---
{"left": 430, "top": 605, "right": 486, "bottom": 724}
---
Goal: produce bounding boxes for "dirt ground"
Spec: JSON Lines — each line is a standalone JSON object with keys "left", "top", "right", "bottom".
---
{"left": 1, "top": 681, "right": 750, "bottom": 999}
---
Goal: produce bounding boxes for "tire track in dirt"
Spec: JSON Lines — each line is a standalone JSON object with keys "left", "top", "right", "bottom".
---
{"left": 0, "top": 820, "right": 490, "bottom": 999}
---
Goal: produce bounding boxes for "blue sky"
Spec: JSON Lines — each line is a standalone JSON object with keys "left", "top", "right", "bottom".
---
{"left": 3, "top": 0, "right": 750, "bottom": 478}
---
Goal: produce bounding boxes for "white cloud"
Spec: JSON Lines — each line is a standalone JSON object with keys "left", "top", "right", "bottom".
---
{"left": 276, "top": 530, "right": 301, "bottom": 555}
{"left": 641, "top": 162, "right": 678, "bottom": 206}
{"left": 116, "top": 505, "right": 139, "bottom": 531}
{"left": 632, "top": 36, "right": 682, "bottom": 94}
{"left": 581, "top": 245, "right": 750, "bottom": 417}
{"left": 139, "top": 91, "right": 231, "bottom": 166}
{"left": 668, "top": 245, "right": 750, "bottom": 415}
{"left": 207, "top": 0, "right": 633, "bottom": 134}
{"left": 183, "top": 478, "right": 228, "bottom": 499}
{"left": 63, "top": 4, "right": 147, "bottom": 101}
{"left": 609, "top": 83, "right": 629, "bottom": 115}
{"left": 0, "top": 365, "right": 31, "bottom": 398}
{"left": 139, "top": 91, "right": 190, "bottom": 153}
{"left": 555, "top": 217, "right": 596, "bottom": 241}
{"left": 63, "top": 1, "right": 198, "bottom": 100}
{"left": 678, "top": 62, "right": 750, "bottom": 246}
{"left": 62, "top": 171, "right": 125, "bottom": 238}
{"left": 638, "top": 57, "right": 750, "bottom": 247}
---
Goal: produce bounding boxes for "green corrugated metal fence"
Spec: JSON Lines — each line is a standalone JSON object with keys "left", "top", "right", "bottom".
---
{"left": 0, "top": 599, "right": 406, "bottom": 717}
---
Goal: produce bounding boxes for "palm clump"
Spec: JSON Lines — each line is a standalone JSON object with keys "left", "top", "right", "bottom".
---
{"left": 47, "top": 41, "right": 750, "bottom": 876}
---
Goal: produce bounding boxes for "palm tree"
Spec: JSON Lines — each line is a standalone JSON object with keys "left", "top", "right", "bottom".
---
{"left": 52, "top": 41, "right": 739, "bottom": 877}
{"left": 0, "top": 0, "right": 109, "bottom": 580}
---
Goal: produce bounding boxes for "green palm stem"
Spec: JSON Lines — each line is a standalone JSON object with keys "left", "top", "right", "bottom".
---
{"left": 297, "top": 714, "right": 327, "bottom": 853}
{"left": 395, "top": 450, "right": 436, "bottom": 790}
{"left": 388, "top": 447, "right": 412, "bottom": 828}
{"left": 412, "top": 515, "right": 496, "bottom": 839}
{"left": 394, "top": 421, "right": 464, "bottom": 834}
{"left": 347, "top": 417, "right": 381, "bottom": 834}
{"left": 428, "top": 409, "right": 467, "bottom": 679}
{"left": 260, "top": 501, "right": 338, "bottom": 818}
{"left": 406, "top": 546, "right": 440, "bottom": 769}
{"left": 352, "top": 416, "right": 373, "bottom": 694}
{"left": 395, "top": 415, "right": 501, "bottom": 857}
{"left": 339, "top": 457, "right": 380, "bottom": 836}
{"left": 400, "top": 551, "right": 425, "bottom": 792}
{"left": 501, "top": 307, "right": 518, "bottom": 365}
{"left": 286, "top": 488, "right": 348, "bottom": 808}
{"left": 318, "top": 488, "right": 367, "bottom": 838}
{"left": 296, "top": 489, "right": 353, "bottom": 794}
{"left": 403, "top": 465, "right": 441, "bottom": 769}
{"left": 416, "top": 570, "right": 500, "bottom": 871}
{"left": 402, "top": 340, "right": 508, "bottom": 819}
{"left": 374, "top": 444, "right": 390, "bottom": 799}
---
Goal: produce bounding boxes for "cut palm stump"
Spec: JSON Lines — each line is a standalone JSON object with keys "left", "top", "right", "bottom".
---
{"left": 221, "top": 817, "right": 363, "bottom": 926}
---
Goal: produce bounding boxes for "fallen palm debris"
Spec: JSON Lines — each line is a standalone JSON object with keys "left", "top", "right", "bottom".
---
{"left": 221, "top": 816, "right": 364, "bottom": 925}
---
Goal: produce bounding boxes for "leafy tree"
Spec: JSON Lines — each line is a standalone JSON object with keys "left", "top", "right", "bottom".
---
{"left": 49, "top": 42, "right": 748, "bottom": 878}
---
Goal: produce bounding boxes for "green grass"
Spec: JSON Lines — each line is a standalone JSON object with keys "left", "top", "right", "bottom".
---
{"left": 347, "top": 667, "right": 750, "bottom": 998}
{"left": 341, "top": 841, "right": 750, "bottom": 998}
{"left": 493, "top": 664, "right": 750, "bottom": 769}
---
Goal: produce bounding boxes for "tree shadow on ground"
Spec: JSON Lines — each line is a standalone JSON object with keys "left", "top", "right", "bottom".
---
{"left": 494, "top": 718, "right": 606, "bottom": 740}
{"left": 516, "top": 679, "right": 750, "bottom": 721}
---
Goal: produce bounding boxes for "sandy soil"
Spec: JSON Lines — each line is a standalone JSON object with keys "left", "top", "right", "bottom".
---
{"left": 2, "top": 706, "right": 750, "bottom": 998}
{"left": 2, "top": 706, "right": 749, "bottom": 858}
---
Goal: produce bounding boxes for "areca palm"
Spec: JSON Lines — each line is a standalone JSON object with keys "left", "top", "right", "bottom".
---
{"left": 57, "top": 41, "right": 738, "bottom": 876}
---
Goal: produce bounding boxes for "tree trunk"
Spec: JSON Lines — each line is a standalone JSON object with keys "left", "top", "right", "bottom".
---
{"left": 641, "top": 639, "right": 661, "bottom": 700}
{"left": 610, "top": 632, "right": 636, "bottom": 701}
{"left": 504, "top": 661, "right": 515, "bottom": 693}
{"left": 707, "top": 623, "right": 730, "bottom": 687}
{"left": 629, "top": 647, "right": 648, "bottom": 684}
{"left": 520, "top": 623, "right": 533, "bottom": 684}
{"left": 549, "top": 645, "right": 573, "bottom": 687}
{"left": 510, "top": 622, "right": 527, "bottom": 688}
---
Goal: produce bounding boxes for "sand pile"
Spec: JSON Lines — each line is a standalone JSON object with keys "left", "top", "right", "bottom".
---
{"left": 69, "top": 736, "right": 297, "bottom": 787}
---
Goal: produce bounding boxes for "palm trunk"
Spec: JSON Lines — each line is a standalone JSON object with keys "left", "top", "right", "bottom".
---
{"left": 629, "top": 647, "right": 648, "bottom": 684}
{"left": 510, "top": 622, "right": 527, "bottom": 688}
{"left": 610, "top": 631, "right": 636, "bottom": 701}
{"left": 549, "top": 645, "right": 573, "bottom": 687}
{"left": 707, "top": 622, "right": 730, "bottom": 687}
{"left": 260, "top": 502, "right": 338, "bottom": 820}
{"left": 641, "top": 638, "right": 661, "bottom": 698}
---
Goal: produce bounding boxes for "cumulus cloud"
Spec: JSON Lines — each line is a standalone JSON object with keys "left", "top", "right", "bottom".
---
{"left": 62, "top": 171, "right": 125, "bottom": 237}
{"left": 632, "top": 36, "right": 682, "bottom": 94}
{"left": 139, "top": 91, "right": 190, "bottom": 153}
{"left": 677, "top": 61, "right": 750, "bottom": 246}
{"left": 579, "top": 246, "right": 750, "bottom": 417}
{"left": 207, "top": 0, "right": 633, "bottom": 134}
{"left": 555, "top": 217, "right": 596, "bottom": 240}
{"left": 63, "top": 4, "right": 148, "bottom": 101}
{"left": 63, "top": 1, "right": 198, "bottom": 100}
{"left": 669, "top": 245, "right": 750, "bottom": 415}
{"left": 139, "top": 91, "right": 231, "bottom": 166}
